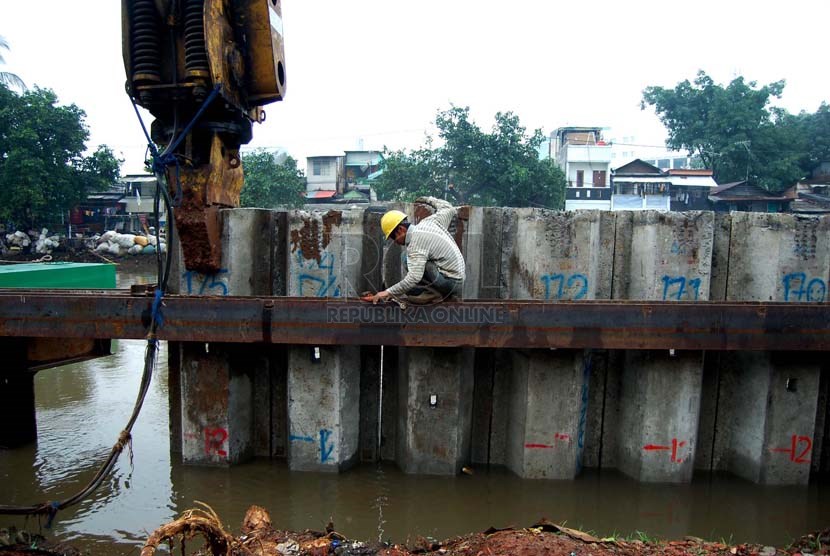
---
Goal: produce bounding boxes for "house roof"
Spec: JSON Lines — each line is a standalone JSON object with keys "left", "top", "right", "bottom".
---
{"left": 305, "top": 190, "right": 337, "bottom": 199}
{"left": 614, "top": 159, "right": 664, "bottom": 175}
{"left": 667, "top": 169, "right": 713, "bottom": 177}
{"left": 613, "top": 176, "right": 671, "bottom": 184}
{"left": 668, "top": 175, "right": 718, "bottom": 187}
{"left": 709, "top": 181, "right": 796, "bottom": 201}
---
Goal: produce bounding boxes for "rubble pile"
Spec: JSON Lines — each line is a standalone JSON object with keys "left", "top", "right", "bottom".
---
{"left": 93, "top": 230, "right": 166, "bottom": 257}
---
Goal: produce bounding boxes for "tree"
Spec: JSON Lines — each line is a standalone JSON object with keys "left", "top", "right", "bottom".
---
{"left": 374, "top": 106, "right": 565, "bottom": 208}
{"left": 0, "top": 85, "right": 122, "bottom": 227}
{"left": 239, "top": 150, "right": 306, "bottom": 208}
{"left": 0, "top": 36, "right": 25, "bottom": 92}
{"left": 641, "top": 71, "right": 808, "bottom": 190}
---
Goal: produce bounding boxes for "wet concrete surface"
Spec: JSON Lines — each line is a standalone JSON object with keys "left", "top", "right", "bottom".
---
{"left": 0, "top": 269, "right": 828, "bottom": 554}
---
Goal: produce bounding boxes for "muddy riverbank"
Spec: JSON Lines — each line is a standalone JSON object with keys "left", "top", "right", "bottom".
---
{"left": 4, "top": 506, "right": 828, "bottom": 556}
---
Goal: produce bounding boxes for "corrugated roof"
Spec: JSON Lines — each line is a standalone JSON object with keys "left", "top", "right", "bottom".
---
{"left": 668, "top": 176, "right": 718, "bottom": 187}
{"left": 306, "top": 190, "right": 337, "bottom": 199}
{"left": 613, "top": 177, "right": 671, "bottom": 184}
{"left": 709, "top": 181, "right": 796, "bottom": 201}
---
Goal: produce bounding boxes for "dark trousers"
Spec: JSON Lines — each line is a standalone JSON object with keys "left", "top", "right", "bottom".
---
{"left": 408, "top": 261, "right": 463, "bottom": 297}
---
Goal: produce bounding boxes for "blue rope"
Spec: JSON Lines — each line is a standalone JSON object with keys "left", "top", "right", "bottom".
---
{"left": 130, "top": 84, "right": 222, "bottom": 206}
{"left": 151, "top": 288, "right": 165, "bottom": 329}
{"left": 44, "top": 501, "right": 60, "bottom": 529}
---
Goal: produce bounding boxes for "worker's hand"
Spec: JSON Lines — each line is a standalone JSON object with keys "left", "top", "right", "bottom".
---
{"left": 371, "top": 290, "right": 392, "bottom": 304}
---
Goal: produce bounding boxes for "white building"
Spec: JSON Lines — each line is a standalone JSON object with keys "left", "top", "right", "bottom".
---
{"left": 553, "top": 127, "right": 613, "bottom": 211}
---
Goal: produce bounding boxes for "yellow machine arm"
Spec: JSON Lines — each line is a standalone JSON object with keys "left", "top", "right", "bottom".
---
{"left": 122, "top": 0, "right": 286, "bottom": 273}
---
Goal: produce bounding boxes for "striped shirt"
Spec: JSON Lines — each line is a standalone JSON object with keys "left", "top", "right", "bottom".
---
{"left": 387, "top": 197, "right": 466, "bottom": 296}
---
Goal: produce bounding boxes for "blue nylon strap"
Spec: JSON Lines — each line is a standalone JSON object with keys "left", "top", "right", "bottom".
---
{"left": 151, "top": 289, "right": 165, "bottom": 329}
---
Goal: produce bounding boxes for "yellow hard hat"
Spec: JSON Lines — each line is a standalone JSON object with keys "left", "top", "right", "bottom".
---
{"left": 381, "top": 210, "right": 407, "bottom": 240}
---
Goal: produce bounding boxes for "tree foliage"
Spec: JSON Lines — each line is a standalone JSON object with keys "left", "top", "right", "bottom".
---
{"left": 374, "top": 106, "right": 565, "bottom": 208}
{"left": 0, "top": 84, "right": 122, "bottom": 227}
{"left": 0, "top": 36, "right": 25, "bottom": 92}
{"left": 239, "top": 150, "right": 306, "bottom": 208}
{"left": 641, "top": 71, "right": 830, "bottom": 190}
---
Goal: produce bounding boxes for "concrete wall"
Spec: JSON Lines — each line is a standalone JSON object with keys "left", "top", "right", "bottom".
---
{"left": 710, "top": 213, "right": 830, "bottom": 484}
{"left": 286, "top": 209, "right": 368, "bottom": 471}
{"left": 395, "top": 347, "right": 475, "bottom": 475}
{"left": 163, "top": 207, "right": 829, "bottom": 486}
{"left": 175, "top": 209, "right": 284, "bottom": 465}
{"left": 611, "top": 211, "right": 712, "bottom": 482}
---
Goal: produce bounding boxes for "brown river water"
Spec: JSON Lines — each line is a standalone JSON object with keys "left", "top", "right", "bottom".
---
{"left": 0, "top": 269, "right": 828, "bottom": 554}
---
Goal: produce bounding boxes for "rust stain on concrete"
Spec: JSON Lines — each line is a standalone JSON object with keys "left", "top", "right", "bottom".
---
{"left": 321, "top": 210, "right": 342, "bottom": 249}
{"left": 290, "top": 210, "right": 342, "bottom": 264}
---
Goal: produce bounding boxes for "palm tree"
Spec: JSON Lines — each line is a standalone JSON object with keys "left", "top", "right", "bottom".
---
{"left": 0, "top": 35, "right": 26, "bottom": 91}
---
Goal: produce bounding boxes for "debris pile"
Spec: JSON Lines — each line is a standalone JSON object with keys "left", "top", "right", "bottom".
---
{"left": 93, "top": 230, "right": 166, "bottom": 257}
{"left": 3, "top": 231, "right": 33, "bottom": 253}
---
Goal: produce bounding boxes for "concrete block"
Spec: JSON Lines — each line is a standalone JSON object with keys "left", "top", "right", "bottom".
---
{"left": 506, "top": 349, "right": 591, "bottom": 479}
{"left": 177, "top": 209, "right": 284, "bottom": 465}
{"left": 287, "top": 345, "right": 360, "bottom": 472}
{"left": 715, "top": 213, "right": 830, "bottom": 484}
{"left": 501, "top": 209, "right": 614, "bottom": 300}
{"left": 287, "top": 208, "right": 366, "bottom": 298}
{"left": 719, "top": 352, "right": 821, "bottom": 485}
{"left": 611, "top": 211, "right": 713, "bottom": 483}
{"left": 396, "top": 347, "right": 475, "bottom": 475}
{"left": 180, "top": 343, "right": 254, "bottom": 465}
{"left": 617, "top": 350, "right": 703, "bottom": 483}
{"left": 726, "top": 213, "right": 830, "bottom": 302}
{"left": 612, "top": 211, "right": 714, "bottom": 301}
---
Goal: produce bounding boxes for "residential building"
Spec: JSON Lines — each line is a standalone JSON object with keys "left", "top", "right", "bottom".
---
{"left": 305, "top": 155, "right": 345, "bottom": 202}
{"left": 708, "top": 181, "right": 796, "bottom": 213}
{"left": 666, "top": 169, "right": 717, "bottom": 211}
{"left": 344, "top": 150, "right": 382, "bottom": 202}
{"left": 553, "top": 127, "right": 613, "bottom": 211}
{"left": 71, "top": 174, "right": 167, "bottom": 233}
{"left": 785, "top": 165, "right": 830, "bottom": 214}
{"left": 611, "top": 159, "right": 672, "bottom": 211}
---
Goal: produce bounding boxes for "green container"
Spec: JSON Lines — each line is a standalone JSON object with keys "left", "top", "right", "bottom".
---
{"left": 0, "top": 262, "right": 116, "bottom": 289}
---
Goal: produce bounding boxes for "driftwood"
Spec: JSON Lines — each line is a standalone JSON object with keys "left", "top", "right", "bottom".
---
{"left": 140, "top": 502, "right": 234, "bottom": 556}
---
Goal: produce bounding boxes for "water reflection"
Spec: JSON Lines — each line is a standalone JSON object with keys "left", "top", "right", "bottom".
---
{"left": 0, "top": 269, "right": 827, "bottom": 554}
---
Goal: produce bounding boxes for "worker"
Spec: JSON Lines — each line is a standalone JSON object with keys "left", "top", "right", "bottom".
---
{"left": 370, "top": 197, "right": 465, "bottom": 304}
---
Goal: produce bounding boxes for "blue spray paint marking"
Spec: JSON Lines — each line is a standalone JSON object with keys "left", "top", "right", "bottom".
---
{"left": 576, "top": 352, "right": 592, "bottom": 473}
{"left": 661, "top": 275, "right": 701, "bottom": 301}
{"left": 183, "top": 268, "right": 230, "bottom": 295}
{"left": 319, "top": 429, "right": 334, "bottom": 463}
{"left": 783, "top": 272, "right": 827, "bottom": 302}
{"left": 289, "top": 434, "right": 314, "bottom": 443}
{"left": 295, "top": 251, "right": 341, "bottom": 297}
{"left": 541, "top": 273, "right": 588, "bottom": 300}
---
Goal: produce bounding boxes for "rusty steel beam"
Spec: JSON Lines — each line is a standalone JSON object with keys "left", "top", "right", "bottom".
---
{"left": 0, "top": 289, "right": 827, "bottom": 351}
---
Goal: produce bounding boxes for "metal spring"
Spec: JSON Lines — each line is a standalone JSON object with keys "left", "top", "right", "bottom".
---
{"left": 184, "top": 0, "right": 209, "bottom": 77}
{"left": 131, "top": 0, "right": 161, "bottom": 81}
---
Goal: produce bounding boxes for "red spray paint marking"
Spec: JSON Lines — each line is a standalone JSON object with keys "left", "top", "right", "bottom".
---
{"left": 204, "top": 427, "right": 228, "bottom": 457}
{"left": 643, "top": 438, "right": 687, "bottom": 463}
{"left": 770, "top": 435, "right": 811, "bottom": 464}
{"left": 525, "top": 433, "right": 572, "bottom": 449}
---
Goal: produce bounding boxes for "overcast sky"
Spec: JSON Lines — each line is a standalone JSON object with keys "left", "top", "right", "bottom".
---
{"left": 3, "top": 0, "right": 830, "bottom": 174}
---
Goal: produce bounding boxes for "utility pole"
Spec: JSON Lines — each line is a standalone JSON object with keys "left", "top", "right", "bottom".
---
{"left": 737, "top": 140, "right": 751, "bottom": 183}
